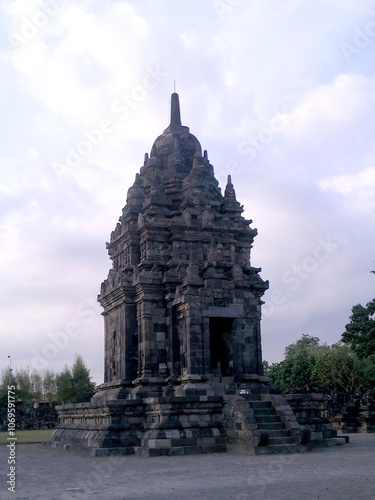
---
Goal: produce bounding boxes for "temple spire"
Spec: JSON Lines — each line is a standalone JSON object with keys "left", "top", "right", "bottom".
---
{"left": 224, "top": 175, "right": 236, "bottom": 199}
{"left": 164, "top": 92, "right": 189, "bottom": 134}
{"left": 170, "top": 92, "right": 182, "bottom": 127}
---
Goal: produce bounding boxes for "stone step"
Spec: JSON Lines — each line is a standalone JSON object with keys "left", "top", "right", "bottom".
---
{"left": 268, "top": 436, "right": 296, "bottom": 446}
{"left": 259, "top": 422, "right": 285, "bottom": 430}
{"left": 239, "top": 398, "right": 300, "bottom": 455}
{"left": 245, "top": 399, "right": 272, "bottom": 409}
{"left": 252, "top": 407, "right": 277, "bottom": 417}
{"left": 267, "top": 429, "right": 291, "bottom": 438}
{"left": 134, "top": 444, "right": 227, "bottom": 457}
{"left": 254, "top": 414, "right": 282, "bottom": 424}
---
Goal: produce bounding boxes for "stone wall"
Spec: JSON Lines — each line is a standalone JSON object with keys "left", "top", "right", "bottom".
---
{"left": 52, "top": 395, "right": 228, "bottom": 456}
{"left": 285, "top": 393, "right": 337, "bottom": 443}
{"left": 327, "top": 391, "right": 375, "bottom": 433}
{"left": 286, "top": 391, "right": 375, "bottom": 436}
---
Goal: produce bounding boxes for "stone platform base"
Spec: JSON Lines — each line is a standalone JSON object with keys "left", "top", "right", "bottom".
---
{"left": 51, "top": 394, "right": 227, "bottom": 457}
{"left": 52, "top": 380, "right": 348, "bottom": 456}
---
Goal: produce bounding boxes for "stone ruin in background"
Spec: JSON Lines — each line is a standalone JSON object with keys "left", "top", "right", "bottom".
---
{"left": 52, "top": 93, "right": 345, "bottom": 455}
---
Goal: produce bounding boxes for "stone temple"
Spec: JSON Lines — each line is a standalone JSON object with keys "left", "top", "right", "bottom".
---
{"left": 52, "top": 93, "right": 306, "bottom": 455}
{"left": 101, "top": 93, "right": 268, "bottom": 389}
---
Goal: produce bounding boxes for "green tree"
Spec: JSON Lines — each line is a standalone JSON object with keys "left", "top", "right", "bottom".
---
{"left": 0, "top": 367, "right": 14, "bottom": 389}
{"left": 14, "top": 368, "right": 33, "bottom": 403}
{"left": 342, "top": 299, "right": 375, "bottom": 358}
{"left": 358, "top": 355, "right": 375, "bottom": 389}
{"left": 284, "top": 334, "right": 320, "bottom": 357}
{"left": 55, "top": 356, "right": 96, "bottom": 404}
{"left": 273, "top": 351, "right": 317, "bottom": 390}
{"left": 266, "top": 361, "right": 285, "bottom": 389}
{"left": 42, "top": 370, "right": 57, "bottom": 403}
{"left": 313, "top": 344, "right": 361, "bottom": 393}
{"left": 288, "top": 349, "right": 316, "bottom": 387}
{"left": 30, "top": 371, "right": 43, "bottom": 401}
{"left": 56, "top": 366, "right": 75, "bottom": 404}
{"left": 71, "top": 355, "right": 96, "bottom": 403}
{"left": 266, "top": 333, "right": 375, "bottom": 395}
{"left": 266, "top": 335, "right": 320, "bottom": 390}
{"left": 0, "top": 368, "right": 13, "bottom": 406}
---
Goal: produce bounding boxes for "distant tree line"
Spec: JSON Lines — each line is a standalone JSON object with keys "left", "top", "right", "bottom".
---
{"left": 0, "top": 355, "right": 96, "bottom": 430}
{"left": 264, "top": 298, "right": 375, "bottom": 395}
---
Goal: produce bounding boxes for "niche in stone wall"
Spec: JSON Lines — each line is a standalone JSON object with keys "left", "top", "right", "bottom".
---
{"left": 209, "top": 317, "right": 233, "bottom": 376}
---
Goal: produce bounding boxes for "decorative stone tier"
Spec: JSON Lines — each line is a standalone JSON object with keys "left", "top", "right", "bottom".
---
{"left": 51, "top": 378, "right": 308, "bottom": 456}
{"left": 52, "top": 394, "right": 227, "bottom": 457}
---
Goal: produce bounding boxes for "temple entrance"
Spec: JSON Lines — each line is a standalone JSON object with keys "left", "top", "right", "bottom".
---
{"left": 209, "top": 317, "right": 233, "bottom": 376}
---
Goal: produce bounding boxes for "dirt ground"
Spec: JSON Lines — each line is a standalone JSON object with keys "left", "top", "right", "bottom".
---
{"left": 0, "top": 434, "right": 374, "bottom": 500}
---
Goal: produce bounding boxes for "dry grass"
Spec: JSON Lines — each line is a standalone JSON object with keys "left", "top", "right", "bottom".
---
{"left": 0, "top": 429, "right": 54, "bottom": 444}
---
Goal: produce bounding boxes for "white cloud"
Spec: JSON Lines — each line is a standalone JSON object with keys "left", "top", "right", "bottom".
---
{"left": 286, "top": 73, "right": 374, "bottom": 139}
{"left": 1, "top": 0, "right": 375, "bottom": 378}
{"left": 178, "top": 30, "right": 197, "bottom": 49}
{"left": 320, "top": 166, "right": 375, "bottom": 217}
{"left": 6, "top": 1, "right": 151, "bottom": 124}
{"left": 320, "top": 165, "right": 375, "bottom": 194}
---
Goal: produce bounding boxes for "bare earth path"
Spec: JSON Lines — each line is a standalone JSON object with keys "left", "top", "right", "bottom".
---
{"left": 1, "top": 434, "right": 374, "bottom": 500}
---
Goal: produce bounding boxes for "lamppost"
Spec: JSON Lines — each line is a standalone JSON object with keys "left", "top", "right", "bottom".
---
{"left": 8, "top": 355, "right": 13, "bottom": 386}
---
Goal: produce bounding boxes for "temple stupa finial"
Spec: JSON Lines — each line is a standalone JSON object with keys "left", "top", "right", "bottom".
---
{"left": 170, "top": 92, "right": 181, "bottom": 127}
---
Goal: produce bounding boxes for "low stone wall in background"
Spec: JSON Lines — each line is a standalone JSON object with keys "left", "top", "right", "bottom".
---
{"left": 285, "top": 390, "right": 375, "bottom": 435}
{"left": 285, "top": 393, "right": 337, "bottom": 442}
{"left": 328, "top": 391, "right": 375, "bottom": 433}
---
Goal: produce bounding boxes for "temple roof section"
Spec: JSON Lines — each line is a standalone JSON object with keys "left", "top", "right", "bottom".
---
{"left": 149, "top": 93, "right": 203, "bottom": 173}
{"left": 112, "top": 92, "right": 252, "bottom": 244}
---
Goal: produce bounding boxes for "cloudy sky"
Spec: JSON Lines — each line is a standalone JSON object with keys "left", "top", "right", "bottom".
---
{"left": 1, "top": 0, "right": 374, "bottom": 384}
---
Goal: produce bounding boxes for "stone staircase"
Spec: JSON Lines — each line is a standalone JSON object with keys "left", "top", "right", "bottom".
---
{"left": 244, "top": 397, "right": 300, "bottom": 455}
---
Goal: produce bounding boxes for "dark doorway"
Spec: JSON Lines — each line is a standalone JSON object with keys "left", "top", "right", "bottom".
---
{"left": 209, "top": 318, "right": 233, "bottom": 376}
